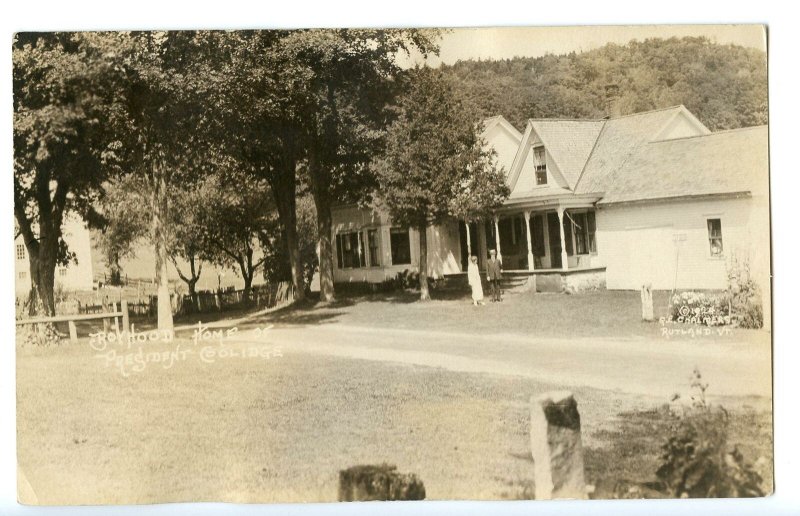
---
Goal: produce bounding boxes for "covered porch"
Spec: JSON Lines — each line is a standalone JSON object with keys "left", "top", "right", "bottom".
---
{"left": 455, "top": 196, "right": 606, "bottom": 291}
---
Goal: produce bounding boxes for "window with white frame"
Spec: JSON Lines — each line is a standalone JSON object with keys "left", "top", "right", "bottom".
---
{"left": 567, "top": 210, "right": 597, "bottom": 255}
{"left": 18, "top": 271, "right": 26, "bottom": 280}
{"left": 336, "top": 231, "right": 366, "bottom": 269}
{"left": 16, "top": 244, "right": 25, "bottom": 260}
{"left": 533, "top": 146, "right": 547, "bottom": 185}
{"left": 707, "top": 218, "right": 723, "bottom": 256}
{"left": 59, "top": 267, "right": 68, "bottom": 277}
{"left": 390, "top": 228, "right": 411, "bottom": 265}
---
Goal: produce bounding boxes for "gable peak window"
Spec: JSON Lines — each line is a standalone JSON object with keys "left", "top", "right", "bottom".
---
{"left": 533, "top": 146, "right": 547, "bottom": 185}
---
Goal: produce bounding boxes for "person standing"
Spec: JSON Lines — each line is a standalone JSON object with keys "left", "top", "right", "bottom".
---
{"left": 486, "top": 249, "right": 503, "bottom": 302}
{"left": 467, "top": 256, "right": 484, "bottom": 306}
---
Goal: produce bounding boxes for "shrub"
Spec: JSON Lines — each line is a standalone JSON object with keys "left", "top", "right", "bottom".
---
{"left": 394, "top": 269, "right": 419, "bottom": 289}
{"left": 727, "top": 254, "right": 764, "bottom": 329}
{"left": 656, "top": 369, "right": 764, "bottom": 498}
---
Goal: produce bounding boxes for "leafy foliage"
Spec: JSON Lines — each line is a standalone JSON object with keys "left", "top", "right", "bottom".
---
{"left": 374, "top": 67, "right": 508, "bottom": 299}
{"left": 195, "top": 171, "right": 275, "bottom": 300}
{"left": 726, "top": 254, "right": 764, "bottom": 329}
{"left": 13, "top": 33, "right": 126, "bottom": 314}
{"left": 260, "top": 194, "right": 318, "bottom": 290}
{"left": 442, "top": 37, "right": 767, "bottom": 132}
{"left": 656, "top": 369, "right": 765, "bottom": 498}
{"left": 375, "top": 67, "right": 508, "bottom": 228}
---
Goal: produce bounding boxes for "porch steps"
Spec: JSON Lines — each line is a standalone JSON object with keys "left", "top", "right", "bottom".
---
{"left": 441, "top": 271, "right": 536, "bottom": 294}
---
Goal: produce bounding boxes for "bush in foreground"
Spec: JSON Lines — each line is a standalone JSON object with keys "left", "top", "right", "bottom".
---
{"left": 656, "top": 369, "right": 764, "bottom": 498}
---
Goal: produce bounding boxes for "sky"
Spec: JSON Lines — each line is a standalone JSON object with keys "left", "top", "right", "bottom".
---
{"left": 401, "top": 25, "right": 767, "bottom": 67}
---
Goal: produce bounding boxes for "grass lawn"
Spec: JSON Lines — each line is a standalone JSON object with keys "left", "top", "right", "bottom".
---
{"left": 17, "top": 333, "right": 772, "bottom": 504}
{"left": 246, "top": 288, "right": 767, "bottom": 345}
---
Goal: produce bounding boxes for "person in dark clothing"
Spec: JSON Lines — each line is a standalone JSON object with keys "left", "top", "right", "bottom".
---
{"left": 486, "top": 249, "right": 503, "bottom": 302}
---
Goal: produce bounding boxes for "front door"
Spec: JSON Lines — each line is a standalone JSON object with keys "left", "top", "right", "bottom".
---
{"left": 547, "top": 212, "right": 562, "bottom": 269}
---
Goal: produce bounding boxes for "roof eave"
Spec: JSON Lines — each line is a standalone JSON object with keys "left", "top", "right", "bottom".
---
{"left": 597, "top": 191, "right": 753, "bottom": 207}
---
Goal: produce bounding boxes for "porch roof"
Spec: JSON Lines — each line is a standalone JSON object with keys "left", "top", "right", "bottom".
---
{"left": 499, "top": 189, "right": 601, "bottom": 212}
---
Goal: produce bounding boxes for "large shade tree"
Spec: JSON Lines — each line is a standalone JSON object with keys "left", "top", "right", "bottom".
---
{"left": 97, "top": 31, "right": 223, "bottom": 332}
{"left": 375, "top": 67, "right": 510, "bottom": 300}
{"left": 213, "top": 30, "right": 310, "bottom": 301}
{"left": 274, "top": 29, "right": 440, "bottom": 303}
{"left": 13, "top": 32, "right": 124, "bottom": 316}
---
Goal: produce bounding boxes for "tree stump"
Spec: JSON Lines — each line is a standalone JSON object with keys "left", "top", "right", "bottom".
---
{"left": 338, "top": 464, "right": 425, "bottom": 501}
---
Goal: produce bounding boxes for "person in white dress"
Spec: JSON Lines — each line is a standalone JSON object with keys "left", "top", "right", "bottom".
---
{"left": 467, "top": 256, "right": 484, "bottom": 306}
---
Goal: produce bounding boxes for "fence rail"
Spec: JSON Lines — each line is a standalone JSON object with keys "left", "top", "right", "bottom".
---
{"left": 66, "top": 281, "right": 296, "bottom": 318}
{"left": 180, "top": 282, "right": 295, "bottom": 315}
{"left": 17, "top": 301, "right": 130, "bottom": 342}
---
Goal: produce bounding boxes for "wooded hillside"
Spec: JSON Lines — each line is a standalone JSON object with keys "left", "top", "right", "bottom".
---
{"left": 441, "top": 37, "right": 767, "bottom": 131}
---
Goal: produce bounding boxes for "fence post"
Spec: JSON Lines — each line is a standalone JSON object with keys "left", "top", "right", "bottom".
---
{"left": 68, "top": 321, "right": 77, "bottom": 342}
{"left": 102, "top": 297, "right": 110, "bottom": 333}
{"left": 121, "top": 300, "right": 130, "bottom": 334}
{"left": 112, "top": 302, "right": 120, "bottom": 332}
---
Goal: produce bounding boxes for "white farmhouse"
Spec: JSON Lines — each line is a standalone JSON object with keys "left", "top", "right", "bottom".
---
{"left": 14, "top": 215, "right": 95, "bottom": 296}
{"left": 330, "top": 105, "right": 770, "bottom": 298}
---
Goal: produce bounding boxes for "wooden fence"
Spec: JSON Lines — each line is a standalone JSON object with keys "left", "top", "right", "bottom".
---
{"left": 68, "top": 281, "right": 295, "bottom": 318}
{"left": 16, "top": 301, "right": 130, "bottom": 343}
{"left": 180, "top": 281, "right": 295, "bottom": 315}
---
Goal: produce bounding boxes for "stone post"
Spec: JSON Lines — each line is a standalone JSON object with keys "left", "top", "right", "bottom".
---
{"left": 68, "top": 320, "right": 77, "bottom": 342}
{"left": 641, "top": 283, "right": 654, "bottom": 321}
{"left": 530, "top": 391, "right": 587, "bottom": 500}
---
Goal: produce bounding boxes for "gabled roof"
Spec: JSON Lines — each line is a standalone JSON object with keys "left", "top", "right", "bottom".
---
{"left": 481, "top": 115, "right": 523, "bottom": 141}
{"left": 529, "top": 119, "right": 606, "bottom": 189}
{"left": 574, "top": 105, "right": 696, "bottom": 195}
{"left": 595, "top": 125, "right": 769, "bottom": 205}
{"left": 489, "top": 105, "right": 765, "bottom": 206}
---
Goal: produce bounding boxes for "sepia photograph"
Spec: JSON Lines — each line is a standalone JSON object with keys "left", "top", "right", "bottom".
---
{"left": 11, "top": 22, "right": 774, "bottom": 507}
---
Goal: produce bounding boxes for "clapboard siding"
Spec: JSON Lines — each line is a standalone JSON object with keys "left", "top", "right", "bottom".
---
{"left": 595, "top": 196, "right": 770, "bottom": 292}
{"left": 331, "top": 207, "right": 462, "bottom": 284}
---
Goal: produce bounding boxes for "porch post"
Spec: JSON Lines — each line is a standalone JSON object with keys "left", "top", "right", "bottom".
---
{"left": 557, "top": 207, "right": 569, "bottom": 271}
{"left": 464, "top": 219, "right": 472, "bottom": 256}
{"left": 494, "top": 216, "right": 502, "bottom": 263}
{"left": 524, "top": 210, "right": 534, "bottom": 271}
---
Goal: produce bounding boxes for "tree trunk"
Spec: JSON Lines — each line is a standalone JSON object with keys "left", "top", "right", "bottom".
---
{"left": 188, "top": 279, "right": 198, "bottom": 312}
{"left": 309, "top": 155, "right": 335, "bottom": 303}
{"left": 25, "top": 251, "right": 41, "bottom": 316}
{"left": 268, "top": 159, "right": 305, "bottom": 301}
{"left": 152, "top": 168, "right": 174, "bottom": 334}
{"left": 243, "top": 274, "right": 253, "bottom": 304}
{"left": 28, "top": 222, "right": 60, "bottom": 317}
{"left": 242, "top": 252, "right": 254, "bottom": 304}
{"left": 418, "top": 223, "right": 430, "bottom": 301}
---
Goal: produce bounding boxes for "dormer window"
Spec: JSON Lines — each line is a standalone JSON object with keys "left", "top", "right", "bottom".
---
{"left": 533, "top": 146, "right": 547, "bottom": 185}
